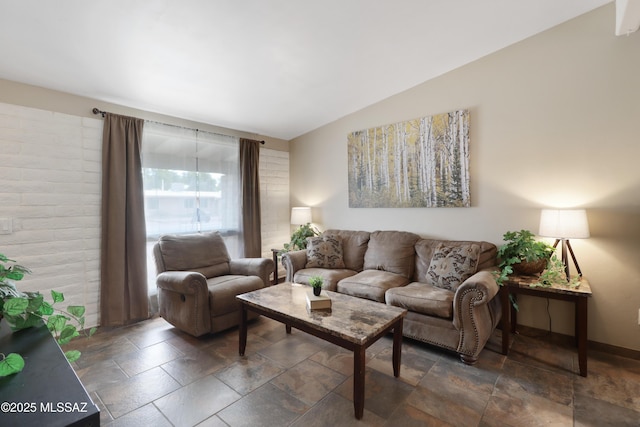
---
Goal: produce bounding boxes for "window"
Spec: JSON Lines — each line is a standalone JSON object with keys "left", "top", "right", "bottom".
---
{"left": 142, "top": 122, "right": 240, "bottom": 294}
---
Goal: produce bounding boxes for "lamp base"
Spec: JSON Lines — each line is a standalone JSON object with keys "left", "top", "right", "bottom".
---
{"left": 553, "top": 239, "right": 583, "bottom": 281}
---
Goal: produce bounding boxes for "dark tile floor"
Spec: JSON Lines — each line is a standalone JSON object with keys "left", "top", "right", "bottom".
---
{"left": 66, "top": 316, "right": 640, "bottom": 426}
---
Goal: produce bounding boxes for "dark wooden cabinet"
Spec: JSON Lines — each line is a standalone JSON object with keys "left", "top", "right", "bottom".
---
{"left": 0, "top": 319, "right": 100, "bottom": 426}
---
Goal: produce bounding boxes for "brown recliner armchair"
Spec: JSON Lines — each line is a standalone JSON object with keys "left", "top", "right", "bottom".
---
{"left": 153, "top": 231, "right": 274, "bottom": 337}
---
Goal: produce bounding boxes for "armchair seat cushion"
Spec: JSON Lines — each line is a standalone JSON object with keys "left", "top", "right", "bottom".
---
{"left": 337, "top": 270, "right": 409, "bottom": 302}
{"left": 386, "top": 282, "right": 454, "bottom": 319}
{"left": 208, "top": 275, "right": 264, "bottom": 316}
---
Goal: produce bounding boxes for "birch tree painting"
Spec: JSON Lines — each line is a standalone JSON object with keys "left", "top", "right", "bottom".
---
{"left": 348, "top": 110, "right": 470, "bottom": 208}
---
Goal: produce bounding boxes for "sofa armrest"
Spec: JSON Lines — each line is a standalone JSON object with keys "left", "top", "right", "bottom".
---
{"left": 280, "top": 250, "right": 308, "bottom": 282}
{"left": 452, "top": 269, "right": 502, "bottom": 358}
{"left": 229, "top": 258, "right": 275, "bottom": 287}
{"left": 156, "top": 271, "right": 211, "bottom": 336}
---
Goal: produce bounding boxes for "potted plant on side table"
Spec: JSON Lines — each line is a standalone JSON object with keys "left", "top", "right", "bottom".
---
{"left": 494, "top": 230, "right": 582, "bottom": 310}
{"left": 494, "top": 229, "right": 555, "bottom": 286}
{"left": 281, "top": 223, "right": 320, "bottom": 253}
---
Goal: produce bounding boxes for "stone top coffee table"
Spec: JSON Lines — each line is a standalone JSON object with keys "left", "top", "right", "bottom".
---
{"left": 236, "top": 282, "right": 407, "bottom": 419}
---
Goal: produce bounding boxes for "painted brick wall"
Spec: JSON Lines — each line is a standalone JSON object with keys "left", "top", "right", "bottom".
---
{"left": 144, "top": 147, "right": 291, "bottom": 293}
{"left": 259, "top": 148, "right": 291, "bottom": 281}
{"left": 0, "top": 102, "right": 291, "bottom": 327}
{"left": 0, "top": 102, "right": 102, "bottom": 327}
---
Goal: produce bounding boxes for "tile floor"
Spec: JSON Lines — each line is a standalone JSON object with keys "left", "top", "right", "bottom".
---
{"left": 66, "top": 316, "right": 640, "bottom": 426}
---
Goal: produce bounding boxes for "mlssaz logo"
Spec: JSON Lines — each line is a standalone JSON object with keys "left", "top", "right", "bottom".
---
{"left": 40, "top": 402, "right": 88, "bottom": 413}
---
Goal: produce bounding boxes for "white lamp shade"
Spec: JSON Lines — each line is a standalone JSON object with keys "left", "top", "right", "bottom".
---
{"left": 539, "top": 209, "right": 590, "bottom": 239}
{"left": 290, "top": 207, "right": 312, "bottom": 225}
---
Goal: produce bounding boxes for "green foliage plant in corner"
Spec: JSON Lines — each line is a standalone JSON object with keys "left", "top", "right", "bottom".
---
{"left": 0, "top": 253, "right": 96, "bottom": 377}
{"left": 281, "top": 223, "right": 320, "bottom": 253}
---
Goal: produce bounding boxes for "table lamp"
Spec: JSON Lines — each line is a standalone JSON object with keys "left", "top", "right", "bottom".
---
{"left": 290, "top": 207, "right": 312, "bottom": 226}
{"left": 538, "top": 209, "right": 590, "bottom": 280}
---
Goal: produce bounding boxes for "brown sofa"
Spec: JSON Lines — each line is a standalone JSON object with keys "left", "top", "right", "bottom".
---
{"left": 281, "top": 229, "right": 501, "bottom": 364}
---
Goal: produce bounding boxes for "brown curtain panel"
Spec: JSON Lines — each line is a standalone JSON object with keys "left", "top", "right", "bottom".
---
{"left": 239, "top": 138, "right": 262, "bottom": 257}
{"left": 100, "top": 113, "right": 149, "bottom": 326}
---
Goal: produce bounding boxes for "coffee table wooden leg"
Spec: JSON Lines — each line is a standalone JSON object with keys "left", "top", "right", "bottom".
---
{"left": 286, "top": 324, "right": 292, "bottom": 334}
{"left": 353, "top": 345, "right": 365, "bottom": 419}
{"left": 239, "top": 304, "right": 247, "bottom": 356}
{"left": 393, "top": 319, "right": 403, "bottom": 377}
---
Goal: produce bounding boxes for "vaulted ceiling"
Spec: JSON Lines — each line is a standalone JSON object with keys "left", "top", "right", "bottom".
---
{"left": 0, "top": 1, "right": 614, "bottom": 140}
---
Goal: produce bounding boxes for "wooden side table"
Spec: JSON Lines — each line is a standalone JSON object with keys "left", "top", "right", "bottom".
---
{"left": 271, "top": 248, "right": 283, "bottom": 285}
{"left": 500, "top": 275, "right": 593, "bottom": 376}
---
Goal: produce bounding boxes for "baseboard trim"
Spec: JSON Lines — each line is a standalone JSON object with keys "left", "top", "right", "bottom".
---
{"left": 513, "top": 324, "right": 640, "bottom": 361}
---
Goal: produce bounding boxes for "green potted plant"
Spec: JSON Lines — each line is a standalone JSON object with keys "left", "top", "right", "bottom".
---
{"left": 309, "top": 275, "right": 323, "bottom": 296}
{"left": 281, "top": 222, "right": 320, "bottom": 253}
{"left": 494, "top": 230, "right": 556, "bottom": 286}
{"left": 0, "top": 253, "right": 95, "bottom": 376}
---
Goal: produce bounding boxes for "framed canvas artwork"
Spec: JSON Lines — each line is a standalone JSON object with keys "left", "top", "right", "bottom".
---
{"left": 347, "top": 109, "right": 470, "bottom": 208}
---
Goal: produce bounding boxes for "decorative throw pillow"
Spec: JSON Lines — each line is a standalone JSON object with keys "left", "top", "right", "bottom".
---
{"left": 306, "top": 235, "right": 346, "bottom": 269}
{"left": 426, "top": 244, "right": 480, "bottom": 291}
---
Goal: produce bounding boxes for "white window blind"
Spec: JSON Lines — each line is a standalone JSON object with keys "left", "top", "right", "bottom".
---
{"left": 141, "top": 121, "right": 241, "bottom": 257}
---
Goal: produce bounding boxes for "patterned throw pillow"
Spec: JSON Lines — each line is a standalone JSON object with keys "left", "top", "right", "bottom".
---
{"left": 306, "top": 235, "right": 346, "bottom": 269}
{"left": 426, "top": 244, "right": 480, "bottom": 291}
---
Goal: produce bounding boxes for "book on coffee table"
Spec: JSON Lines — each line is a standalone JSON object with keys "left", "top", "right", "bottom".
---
{"left": 306, "top": 290, "right": 332, "bottom": 310}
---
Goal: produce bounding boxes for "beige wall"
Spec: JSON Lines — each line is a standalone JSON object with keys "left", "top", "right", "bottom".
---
{"left": 290, "top": 4, "right": 640, "bottom": 352}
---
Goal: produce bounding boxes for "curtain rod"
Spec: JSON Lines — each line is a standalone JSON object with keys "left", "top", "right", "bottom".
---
{"left": 92, "top": 108, "right": 265, "bottom": 144}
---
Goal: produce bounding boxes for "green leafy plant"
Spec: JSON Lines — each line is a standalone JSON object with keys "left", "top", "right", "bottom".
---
{"left": 0, "top": 254, "right": 95, "bottom": 376}
{"left": 281, "top": 223, "right": 320, "bottom": 253}
{"left": 309, "top": 275, "right": 323, "bottom": 289}
{"left": 494, "top": 230, "right": 556, "bottom": 286}
{"left": 309, "top": 275, "right": 324, "bottom": 296}
{"left": 532, "top": 255, "right": 581, "bottom": 289}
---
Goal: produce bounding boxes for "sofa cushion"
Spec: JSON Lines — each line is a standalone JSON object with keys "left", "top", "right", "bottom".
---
{"left": 426, "top": 243, "right": 480, "bottom": 291}
{"left": 414, "top": 239, "right": 497, "bottom": 283}
{"left": 305, "top": 235, "right": 346, "bottom": 269}
{"left": 294, "top": 268, "right": 357, "bottom": 292}
{"left": 323, "top": 229, "right": 370, "bottom": 271}
{"left": 337, "top": 270, "right": 410, "bottom": 302}
{"left": 363, "top": 230, "right": 419, "bottom": 278}
{"left": 386, "top": 282, "right": 454, "bottom": 319}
